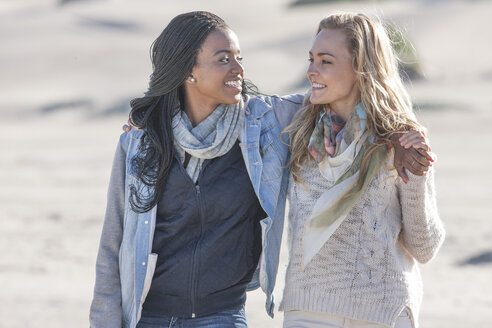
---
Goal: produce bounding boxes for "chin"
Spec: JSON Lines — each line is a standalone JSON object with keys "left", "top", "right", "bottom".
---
{"left": 309, "top": 95, "right": 324, "bottom": 105}
{"left": 225, "top": 95, "right": 242, "bottom": 104}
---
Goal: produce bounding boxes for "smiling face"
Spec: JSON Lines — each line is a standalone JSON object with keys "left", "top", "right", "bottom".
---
{"left": 307, "top": 28, "right": 359, "bottom": 118}
{"left": 185, "top": 28, "right": 244, "bottom": 110}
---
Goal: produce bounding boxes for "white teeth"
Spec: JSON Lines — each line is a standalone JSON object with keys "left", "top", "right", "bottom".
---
{"left": 312, "top": 82, "right": 326, "bottom": 88}
{"left": 225, "top": 81, "right": 241, "bottom": 88}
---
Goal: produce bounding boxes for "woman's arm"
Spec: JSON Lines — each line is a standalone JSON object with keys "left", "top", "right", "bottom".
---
{"left": 396, "top": 166, "right": 445, "bottom": 264}
{"left": 89, "top": 134, "right": 129, "bottom": 328}
{"left": 269, "top": 94, "right": 304, "bottom": 131}
{"left": 122, "top": 100, "right": 432, "bottom": 184}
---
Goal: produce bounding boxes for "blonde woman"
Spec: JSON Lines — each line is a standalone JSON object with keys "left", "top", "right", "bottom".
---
{"left": 279, "top": 13, "right": 445, "bottom": 328}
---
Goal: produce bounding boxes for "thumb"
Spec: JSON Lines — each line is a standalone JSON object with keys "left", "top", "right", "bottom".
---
{"left": 395, "top": 163, "right": 409, "bottom": 184}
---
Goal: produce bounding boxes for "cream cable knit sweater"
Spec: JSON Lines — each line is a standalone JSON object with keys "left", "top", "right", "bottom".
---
{"left": 280, "top": 152, "right": 445, "bottom": 328}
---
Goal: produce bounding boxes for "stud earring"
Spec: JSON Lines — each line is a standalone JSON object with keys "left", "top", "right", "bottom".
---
{"left": 189, "top": 77, "right": 196, "bottom": 82}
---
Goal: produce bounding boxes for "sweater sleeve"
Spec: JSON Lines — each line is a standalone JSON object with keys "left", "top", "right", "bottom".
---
{"left": 90, "top": 133, "right": 130, "bottom": 328}
{"left": 397, "top": 167, "right": 445, "bottom": 263}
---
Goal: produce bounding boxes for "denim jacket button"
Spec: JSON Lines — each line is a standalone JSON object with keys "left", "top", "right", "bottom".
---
{"left": 142, "top": 262, "right": 146, "bottom": 266}
{"left": 144, "top": 220, "right": 149, "bottom": 224}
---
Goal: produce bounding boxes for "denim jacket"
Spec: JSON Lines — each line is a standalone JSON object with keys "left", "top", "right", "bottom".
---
{"left": 89, "top": 94, "right": 303, "bottom": 328}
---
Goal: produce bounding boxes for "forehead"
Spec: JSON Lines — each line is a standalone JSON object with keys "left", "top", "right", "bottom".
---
{"left": 199, "top": 28, "right": 241, "bottom": 54}
{"left": 311, "top": 28, "right": 349, "bottom": 55}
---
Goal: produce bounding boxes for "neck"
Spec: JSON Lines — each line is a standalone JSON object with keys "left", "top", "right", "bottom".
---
{"left": 183, "top": 96, "right": 218, "bottom": 127}
{"left": 329, "top": 98, "right": 359, "bottom": 123}
{"left": 329, "top": 84, "right": 360, "bottom": 122}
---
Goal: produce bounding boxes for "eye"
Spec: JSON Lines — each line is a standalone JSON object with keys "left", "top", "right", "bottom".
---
{"left": 322, "top": 60, "right": 332, "bottom": 65}
{"left": 236, "top": 56, "right": 243, "bottom": 63}
{"left": 308, "top": 58, "right": 314, "bottom": 63}
{"left": 219, "top": 56, "right": 230, "bottom": 63}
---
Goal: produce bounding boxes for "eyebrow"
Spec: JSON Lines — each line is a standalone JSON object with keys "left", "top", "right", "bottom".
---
{"left": 309, "top": 50, "right": 336, "bottom": 58}
{"left": 213, "top": 49, "right": 240, "bottom": 56}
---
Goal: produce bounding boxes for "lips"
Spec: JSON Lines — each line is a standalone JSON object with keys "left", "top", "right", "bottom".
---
{"left": 224, "top": 79, "right": 242, "bottom": 93}
{"left": 311, "top": 81, "right": 326, "bottom": 90}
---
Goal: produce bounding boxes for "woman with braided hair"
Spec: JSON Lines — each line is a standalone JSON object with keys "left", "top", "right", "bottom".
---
{"left": 90, "top": 11, "right": 432, "bottom": 328}
{"left": 90, "top": 12, "right": 263, "bottom": 328}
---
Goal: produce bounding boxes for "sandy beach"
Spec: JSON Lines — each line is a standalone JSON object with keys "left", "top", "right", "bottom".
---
{"left": 1, "top": 0, "right": 491, "bottom": 327}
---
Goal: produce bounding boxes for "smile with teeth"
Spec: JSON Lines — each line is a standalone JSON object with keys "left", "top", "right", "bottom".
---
{"left": 225, "top": 80, "right": 242, "bottom": 90}
{"left": 311, "top": 82, "right": 326, "bottom": 89}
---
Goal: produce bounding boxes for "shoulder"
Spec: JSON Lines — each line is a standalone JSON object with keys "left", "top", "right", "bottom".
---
{"left": 247, "top": 94, "right": 304, "bottom": 130}
{"left": 248, "top": 94, "right": 304, "bottom": 109}
{"left": 117, "top": 128, "right": 145, "bottom": 155}
{"left": 246, "top": 95, "right": 273, "bottom": 115}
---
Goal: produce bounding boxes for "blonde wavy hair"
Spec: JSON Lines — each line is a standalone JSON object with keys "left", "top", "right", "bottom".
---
{"left": 285, "top": 12, "right": 423, "bottom": 183}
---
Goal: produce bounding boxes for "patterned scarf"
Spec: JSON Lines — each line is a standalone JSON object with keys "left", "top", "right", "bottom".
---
{"left": 308, "top": 105, "right": 346, "bottom": 161}
{"left": 172, "top": 98, "right": 246, "bottom": 183}
{"left": 302, "top": 103, "right": 388, "bottom": 268}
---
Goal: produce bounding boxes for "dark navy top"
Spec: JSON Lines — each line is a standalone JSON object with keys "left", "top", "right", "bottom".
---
{"left": 142, "top": 141, "right": 264, "bottom": 318}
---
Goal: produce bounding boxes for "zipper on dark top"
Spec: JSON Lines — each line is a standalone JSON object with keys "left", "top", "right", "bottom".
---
{"left": 190, "top": 183, "right": 204, "bottom": 318}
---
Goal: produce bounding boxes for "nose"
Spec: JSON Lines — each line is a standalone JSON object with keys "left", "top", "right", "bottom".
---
{"left": 307, "top": 63, "right": 317, "bottom": 80}
{"left": 231, "top": 59, "right": 244, "bottom": 76}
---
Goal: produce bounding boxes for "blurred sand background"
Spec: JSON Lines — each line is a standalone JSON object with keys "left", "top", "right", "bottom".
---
{"left": 1, "top": 0, "right": 491, "bottom": 327}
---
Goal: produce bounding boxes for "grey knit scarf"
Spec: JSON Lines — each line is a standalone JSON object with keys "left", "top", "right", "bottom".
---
{"left": 172, "top": 98, "right": 245, "bottom": 183}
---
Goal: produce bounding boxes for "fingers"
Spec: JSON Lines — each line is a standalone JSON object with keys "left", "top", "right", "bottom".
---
{"left": 411, "top": 142, "right": 430, "bottom": 151}
{"left": 403, "top": 149, "right": 431, "bottom": 176}
{"left": 123, "top": 119, "right": 140, "bottom": 132}
{"left": 122, "top": 124, "right": 132, "bottom": 133}
{"left": 399, "top": 131, "right": 420, "bottom": 144}
{"left": 415, "top": 148, "right": 435, "bottom": 163}
{"left": 413, "top": 149, "right": 431, "bottom": 168}
{"left": 407, "top": 160, "right": 428, "bottom": 176}
{"left": 399, "top": 131, "right": 430, "bottom": 151}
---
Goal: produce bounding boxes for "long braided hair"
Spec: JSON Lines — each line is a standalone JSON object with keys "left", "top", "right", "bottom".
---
{"left": 128, "top": 11, "right": 254, "bottom": 213}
